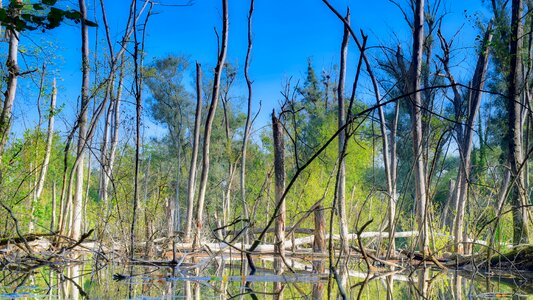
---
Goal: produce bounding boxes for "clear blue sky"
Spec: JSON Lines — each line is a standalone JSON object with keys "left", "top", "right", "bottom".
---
{"left": 12, "top": 0, "right": 489, "bottom": 139}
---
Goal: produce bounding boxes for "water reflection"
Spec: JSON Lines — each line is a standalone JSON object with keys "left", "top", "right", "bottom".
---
{"left": 0, "top": 259, "right": 531, "bottom": 299}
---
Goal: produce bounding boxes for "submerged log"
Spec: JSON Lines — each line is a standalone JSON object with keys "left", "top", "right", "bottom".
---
{"left": 489, "top": 245, "right": 533, "bottom": 272}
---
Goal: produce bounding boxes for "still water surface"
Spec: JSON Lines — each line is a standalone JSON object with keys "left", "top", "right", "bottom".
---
{"left": 0, "top": 257, "right": 531, "bottom": 299}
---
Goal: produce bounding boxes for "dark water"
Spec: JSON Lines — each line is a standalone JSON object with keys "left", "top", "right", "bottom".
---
{"left": 0, "top": 256, "right": 531, "bottom": 299}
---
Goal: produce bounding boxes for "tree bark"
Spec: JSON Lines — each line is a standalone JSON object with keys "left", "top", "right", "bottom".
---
{"left": 184, "top": 63, "right": 202, "bottom": 242}
{"left": 336, "top": 9, "right": 350, "bottom": 256}
{"left": 72, "top": 0, "right": 90, "bottom": 240}
{"left": 51, "top": 181, "right": 57, "bottom": 232}
{"left": 0, "top": 0, "right": 21, "bottom": 158}
{"left": 411, "top": 0, "right": 429, "bottom": 255}
{"left": 194, "top": 0, "right": 229, "bottom": 248}
{"left": 508, "top": 0, "right": 530, "bottom": 245}
{"left": 35, "top": 78, "right": 57, "bottom": 200}
{"left": 106, "top": 58, "right": 125, "bottom": 206}
{"left": 272, "top": 112, "right": 285, "bottom": 274}
{"left": 452, "top": 25, "right": 492, "bottom": 254}
{"left": 240, "top": 0, "right": 254, "bottom": 245}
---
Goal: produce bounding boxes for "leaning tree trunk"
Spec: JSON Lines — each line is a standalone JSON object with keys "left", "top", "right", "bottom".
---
{"left": 451, "top": 25, "right": 492, "bottom": 254}
{"left": 72, "top": 0, "right": 90, "bottom": 240}
{"left": 507, "top": 0, "right": 530, "bottom": 245}
{"left": 194, "top": 0, "right": 229, "bottom": 248}
{"left": 184, "top": 63, "right": 203, "bottom": 242}
{"left": 272, "top": 112, "right": 285, "bottom": 274}
{"left": 411, "top": 0, "right": 429, "bottom": 255}
{"left": 35, "top": 78, "right": 57, "bottom": 200}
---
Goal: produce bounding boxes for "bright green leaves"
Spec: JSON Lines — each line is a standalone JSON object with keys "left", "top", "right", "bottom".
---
{"left": 0, "top": 0, "right": 97, "bottom": 32}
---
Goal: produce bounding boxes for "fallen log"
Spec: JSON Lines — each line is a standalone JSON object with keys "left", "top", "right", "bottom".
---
{"left": 0, "top": 232, "right": 57, "bottom": 246}
{"left": 286, "top": 231, "right": 419, "bottom": 248}
{"left": 489, "top": 244, "right": 533, "bottom": 272}
{"left": 226, "top": 227, "right": 315, "bottom": 235}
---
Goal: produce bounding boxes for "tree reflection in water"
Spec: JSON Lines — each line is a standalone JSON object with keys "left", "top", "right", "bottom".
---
{"left": 0, "top": 260, "right": 531, "bottom": 299}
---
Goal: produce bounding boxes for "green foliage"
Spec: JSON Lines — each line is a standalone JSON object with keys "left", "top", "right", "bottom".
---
{"left": 0, "top": 1, "right": 97, "bottom": 32}
{"left": 0, "top": 128, "right": 71, "bottom": 234}
{"left": 144, "top": 54, "right": 192, "bottom": 146}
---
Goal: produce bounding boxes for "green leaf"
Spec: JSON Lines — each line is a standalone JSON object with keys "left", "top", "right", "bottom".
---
{"left": 84, "top": 19, "right": 98, "bottom": 27}
{"left": 32, "top": 4, "right": 44, "bottom": 10}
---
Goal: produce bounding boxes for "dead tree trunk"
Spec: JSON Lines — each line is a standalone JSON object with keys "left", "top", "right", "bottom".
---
{"left": 411, "top": 0, "right": 429, "bottom": 255}
{"left": 133, "top": 1, "right": 153, "bottom": 258}
{"left": 388, "top": 102, "right": 400, "bottom": 256}
{"left": 336, "top": 10, "right": 350, "bottom": 256}
{"left": 35, "top": 78, "right": 57, "bottom": 199}
{"left": 240, "top": 0, "right": 255, "bottom": 244}
{"left": 72, "top": 0, "right": 90, "bottom": 240}
{"left": 194, "top": 0, "right": 229, "bottom": 248}
{"left": 184, "top": 63, "right": 202, "bottom": 242}
{"left": 455, "top": 27, "right": 492, "bottom": 253}
{"left": 360, "top": 29, "right": 398, "bottom": 255}
{"left": 108, "top": 61, "right": 123, "bottom": 194}
{"left": 0, "top": 0, "right": 21, "bottom": 158}
{"left": 272, "top": 112, "right": 285, "bottom": 274}
{"left": 438, "top": 24, "right": 493, "bottom": 253}
{"left": 507, "top": 0, "right": 530, "bottom": 245}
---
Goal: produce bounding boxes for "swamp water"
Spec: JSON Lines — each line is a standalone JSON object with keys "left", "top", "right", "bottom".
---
{"left": 0, "top": 255, "right": 532, "bottom": 299}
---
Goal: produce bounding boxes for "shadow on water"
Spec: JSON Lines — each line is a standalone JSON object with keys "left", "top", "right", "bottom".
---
{"left": 0, "top": 256, "right": 532, "bottom": 299}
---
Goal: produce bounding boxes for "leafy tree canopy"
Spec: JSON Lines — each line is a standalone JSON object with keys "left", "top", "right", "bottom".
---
{"left": 1, "top": 0, "right": 97, "bottom": 32}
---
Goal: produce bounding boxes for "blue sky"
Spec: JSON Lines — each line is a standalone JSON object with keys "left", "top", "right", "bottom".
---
{"left": 12, "top": 0, "right": 489, "bottom": 140}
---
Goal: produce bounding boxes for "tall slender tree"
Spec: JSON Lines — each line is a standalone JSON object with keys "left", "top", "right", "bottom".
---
{"left": 507, "top": 0, "right": 530, "bottom": 245}
{"left": 71, "top": 0, "right": 90, "bottom": 240}
{"left": 194, "top": 0, "right": 229, "bottom": 248}
{"left": 184, "top": 63, "right": 202, "bottom": 242}
{"left": 411, "top": 0, "right": 429, "bottom": 254}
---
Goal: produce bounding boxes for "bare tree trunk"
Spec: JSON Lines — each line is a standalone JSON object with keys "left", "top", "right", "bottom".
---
{"left": 360, "top": 25, "right": 397, "bottom": 255}
{"left": 240, "top": 0, "right": 254, "bottom": 244}
{"left": 131, "top": 0, "right": 153, "bottom": 258}
{"left": 313, "top": 202, "right": 326, "bottom": 275}
{"left": 184, "top": 63, "right": 202, "bottom": 242}
{"left": 388, "top": 102, "right": 400, "bottom": 256}
{"left": 411, "top": 0, "right": 429, "bottom": 255}
{"left": 194, "top": 0, "right": 228, "bottom": 248}
{"left": 167, "top": 197, "right": 175, "bottom": 238}
{"left": 34, "top": 78, "right": 56, "bottom": 200}
{"left": 221, "top": 95, "right": 236, "bottom": 226}
{"left": 313, "top": 205, "right": 326, "bottom": 254}
{"left": 508, "top": 0, "right": 530, "bottom": 245}
{"left": 452, "top": 25, "right": 492, "bottom": 254}
{"left": 173, "top": 127, "right": 181, "bottom": 234}
{"left": 0, "top": 0, "right": 21, "bottom": 158}
{"left": 72, "top": 0, "right": 90, "bottom": 240}
{"left": 223, "top": 163, "right": 237, "bottom": 226}
{"left": 105, "top": 58, "right": 125, "bottom": 206}
{"left": 99, "top": 89, "right": 113, "bottom": 204}
{"left": 83, "top": 139, "right": 93, "bottom": 233}
{"left": 272, "top": 112, "right": 285, "bottom": 274}
{"left": 51, "top": 181, "right": 57, "bottom": 232}
{"left": 336, "top": 10, "right": 350, "bottom": 256}
{"left": 441, "top": 179, "right": 455, "bottom": 228}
